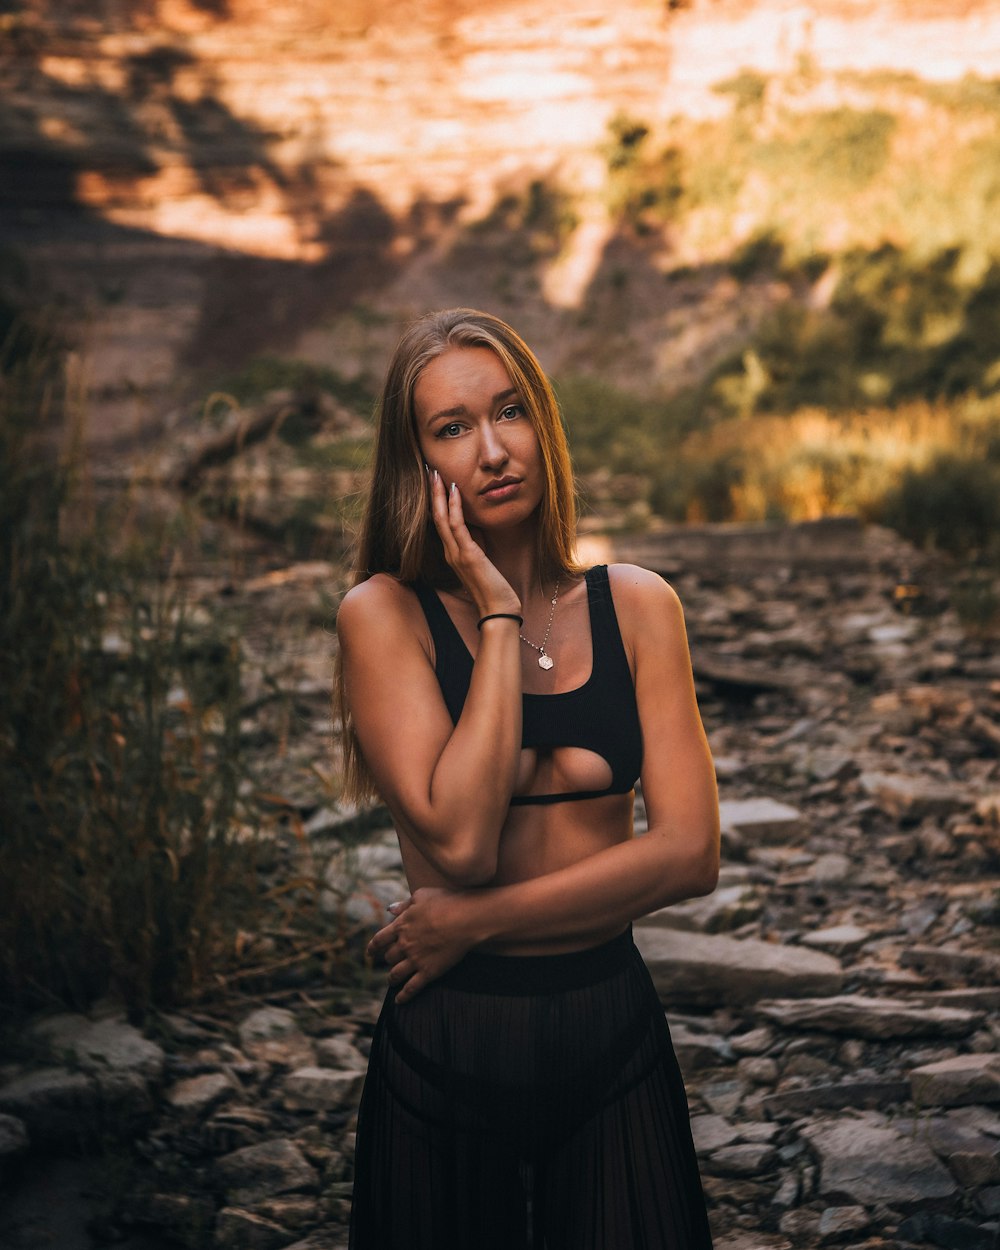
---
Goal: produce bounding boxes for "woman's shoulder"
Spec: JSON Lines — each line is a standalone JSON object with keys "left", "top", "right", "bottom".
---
{"left": 337, "top": 573, "right": 422, "bottom": 640}
{"left": 605, "top": 562, "right": 683, "bottom": 608}
{"left": 605, "top": 563, "right": 686, "bottom": 643}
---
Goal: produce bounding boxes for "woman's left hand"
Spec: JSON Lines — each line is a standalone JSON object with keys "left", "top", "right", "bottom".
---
{"left": 366, "top": 886, "right": 475, "bottom": 1003}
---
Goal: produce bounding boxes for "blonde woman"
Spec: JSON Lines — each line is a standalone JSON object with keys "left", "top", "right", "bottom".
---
{"left": 336, "top": 309, "right": 718, "bottom": 1249}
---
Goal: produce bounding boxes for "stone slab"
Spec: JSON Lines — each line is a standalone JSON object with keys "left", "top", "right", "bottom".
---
{"left": 634, "top": 927, "right": 843, "bottom": 1007}
{"left": 910, "top": 1054, "right": 1000, "bottom": 1107}
{"left": 281, "top": 1067, "right": 365, "bottom": 1112}
{"left": 761, "top": 1079, "right": 911, "bottom": 1118}
{"left": 801, "top": 1112, "right": 957, "bottom": 1205}
{"left": 215, "top": 1138, "right": 318, "bottom": 1204}
{"left": 34, "top": 1014, "right": 165, "bottom": 1081}
{"left": 756, "top": 994, "right": 983, "bottom": 1039}
{"left": 719, "top": 798, "right": 805, "bottom": 844}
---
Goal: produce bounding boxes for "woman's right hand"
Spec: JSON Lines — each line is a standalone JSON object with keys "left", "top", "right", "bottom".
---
{"left": 427, "top": 468, "right": 520, "bottom": 619}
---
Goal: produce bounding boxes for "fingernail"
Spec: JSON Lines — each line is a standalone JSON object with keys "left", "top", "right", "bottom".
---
{"left": 433, "top": 469, "right": 440, "bottom": 482}
{"left": 450, "top": 481, "right": 457, "bottom": 496}
{"left": 387, "top": 902, "right": 404, "bottom": 914}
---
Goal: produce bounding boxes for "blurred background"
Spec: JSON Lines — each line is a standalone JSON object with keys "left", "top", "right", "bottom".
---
{"left": 2, "top": 2, "right": 1000, "bottom": 1247}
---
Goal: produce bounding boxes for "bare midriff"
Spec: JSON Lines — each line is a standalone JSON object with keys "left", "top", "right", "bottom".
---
{"left": 397, "top": 789, "right": 635, "bottom": 957}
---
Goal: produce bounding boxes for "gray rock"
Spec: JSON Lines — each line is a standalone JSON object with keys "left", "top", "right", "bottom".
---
{"left": 0, "top": 1068, "right": 98, "bottom": 1145}
{"left": 771, "top": 1171, "right": 800, "bottom": 1208}
{"left": 737, "top": 1056, "right": 779, "bottom": 1085}
{"left": 690, "top": 1113, "right": 739, "bottom": 1155}
{"left": 315, "top": 1036, "right": 368, "bottom": 1070}
{"left": 910, "top": 1053, "right": 1000, "bottom": 1107}
{"left": 238, "top": 1008, "right": 315, "bottom": 1070}
{"left": 741, "top": 1120, "right": 780, "bottom": 1143}
{"left": 0, "top": 1112, "right": 28, "bottom": 1165}
{"left": 913, "top": 988, "right": 1000, "bottom": 1013}
{"left": 719, "top": 797, "right": 804, "bottom": 844}
{"left": 901, "top": 945, "right": 1000, "bottom": 983}
{"left": 166, "top": 1072, "right": 238, "bottom": 1115}
{"left": 762, "top": 1080, "right": 911, "bottom": 1118}
{"left": 669, "top": 1023, "right": 734, "bottom": 1072}
{"left": 252, "top": 1195, "right": 322, "bottom": 1231}
{"left": 810, "top": 853, "right": 853, "bottom": 886}
{"left": 898, "top": 1212, "right": 997, "bottom": 1250}
{"left": 322, "top": 840, "right": 407, "bottom": 922}
{"left": 201, "top": 1105, "right": 277, "bottom": 1154}
{"left": 947, "top": 1149, "right": 1000, "bottom": 1187}
{"left": 756, "top": 994, "right": 983, "bottom": 1039}
{"left": 729, "top": 1026, "right": 775, "bottom": 1056}
{"left": 133, "top": 1192, "right": 217, "bottom": 1234}
{"left": 779, "top": 1208, "right": 821, "bottom": 1241}
{"left": 801, "top": 1112, "right": 957, "bottom": 1205}
{"left": 923, "top": 1106, "right": 1000, "bottom": 1183}
{"left": 34, "top": 1014, "right": 165, "bottom": 1081}
{"left": 281, "top": 1067, "right": 365, "bottom": 1112}
{"left": 859, "top": 771, "right": 966, "bottom": 821}
{"left": 282, "top": 1235, "right": 348, "bottom": 1250}
{"left": 801, "top": 925, "right": 871, "bottom": 957}
{"left": 978, "top": 1186, "right": 1000, "bottom": 1217}
{"left": 633, "top": 928, "right": 842, "bottom": 1007}
{"left": 647, "top": 885, "right": 763, "bottom": 934}
{"left": 806, "top": 750, "right": 858, "bottom": 784}
{"left": 818, "top": 1205, "right": 870, "bottom": 1241}
{"left": 703, "top": 1142, "right": 777, "bottom": 1176}
{"left": 215, "top": 1206, "right": 291, "bottom": 1250}
{"left": 700, "top": 1078, "right": 746, "bottom": 1118}
{"left": 238, "top": 1007, "right": 299, "bottom": 1047}
{"left": 216, "top": 1138, "right": 318, "bottom": 1203}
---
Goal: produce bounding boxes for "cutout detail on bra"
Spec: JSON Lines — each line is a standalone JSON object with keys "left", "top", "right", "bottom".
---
{"left": 411, "top": 566, "right": 642, "bottom": 805}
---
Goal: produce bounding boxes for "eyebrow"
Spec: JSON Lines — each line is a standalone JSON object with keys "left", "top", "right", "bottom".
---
{"left": 426, "top": 387, "right": 520, "bottom": 424}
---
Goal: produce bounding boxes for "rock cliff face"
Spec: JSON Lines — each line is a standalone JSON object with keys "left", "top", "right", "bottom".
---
{"left": 3, "top": 0, "right": 1000, "bottom": 440}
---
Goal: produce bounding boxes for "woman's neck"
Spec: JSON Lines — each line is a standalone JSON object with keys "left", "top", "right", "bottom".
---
{"left": 480, "top": 530, "right": 547, "bottom": 606}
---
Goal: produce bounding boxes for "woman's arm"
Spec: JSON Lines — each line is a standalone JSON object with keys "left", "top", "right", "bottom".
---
{"left": 370, "top": 566, "right": 720, "bottom": 999}
{"left": 337, "top": 475, "right": 523, "bottom": 886}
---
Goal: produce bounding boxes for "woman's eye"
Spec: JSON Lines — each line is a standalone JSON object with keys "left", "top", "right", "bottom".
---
{"left": 499, "top": 404, "right": 523, "bottom": 421}
{"left": 437, "top": 422, "right": 464, "bottom": 438}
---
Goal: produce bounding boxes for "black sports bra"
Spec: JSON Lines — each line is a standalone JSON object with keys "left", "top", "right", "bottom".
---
{"left": 411, "top": 565, "right": 643, "bottom": 805}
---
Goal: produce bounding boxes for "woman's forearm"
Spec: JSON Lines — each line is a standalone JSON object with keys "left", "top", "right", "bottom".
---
{"left": 416, "top": 619, "right": 523, "bottom": 883}
{"left": 464, "top": 821, "right": 720, "bottom": 947}
{"left": 374, "top": 818, "right": 720, "bottom": 1003}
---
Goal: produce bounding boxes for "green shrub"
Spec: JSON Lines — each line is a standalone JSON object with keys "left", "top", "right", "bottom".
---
{"left": 880, "top": 452, "right": 1000, "bottom": 557}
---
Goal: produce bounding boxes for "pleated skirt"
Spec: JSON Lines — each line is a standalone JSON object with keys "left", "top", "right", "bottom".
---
{"left": 349, "top": 928, "right": 714, "bottom": 1250}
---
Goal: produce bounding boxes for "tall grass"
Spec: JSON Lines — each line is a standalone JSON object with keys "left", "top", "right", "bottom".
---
{"left": 0, "top": 331, "right": 266, "bottom": 1020}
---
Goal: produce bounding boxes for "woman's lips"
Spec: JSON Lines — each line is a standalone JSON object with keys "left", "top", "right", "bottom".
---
{"left": 480, "top": 477, "right": 522, "bottom": 501}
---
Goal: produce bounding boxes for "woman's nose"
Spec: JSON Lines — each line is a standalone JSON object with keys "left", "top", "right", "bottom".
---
{"left": 478, "top": 423, "right": 509, "bottom": 469}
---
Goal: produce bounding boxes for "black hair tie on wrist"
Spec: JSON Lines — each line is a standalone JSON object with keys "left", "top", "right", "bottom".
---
{"left": 477, "top": 613, "right": 524, "bottom": 630}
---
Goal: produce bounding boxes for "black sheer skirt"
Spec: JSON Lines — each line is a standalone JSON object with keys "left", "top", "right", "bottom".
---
{"left": 349, "top": 928, "right": 714, "bottom": 1250}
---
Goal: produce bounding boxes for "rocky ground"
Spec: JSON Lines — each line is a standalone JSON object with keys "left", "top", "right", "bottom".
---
{"left": 1, "top": 517, "right": 999, "bottom": 1249}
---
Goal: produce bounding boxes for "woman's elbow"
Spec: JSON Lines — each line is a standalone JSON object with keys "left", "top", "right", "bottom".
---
{"left": 434, "top": 842, "right": 498, "bottom": 888}
{"left": 691, "top": 834, "right": 720, "bottom": 897}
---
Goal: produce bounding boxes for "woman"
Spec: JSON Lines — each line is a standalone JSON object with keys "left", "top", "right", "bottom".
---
{"left": 336, "top": 308, "right": 719, "bottom": 1249}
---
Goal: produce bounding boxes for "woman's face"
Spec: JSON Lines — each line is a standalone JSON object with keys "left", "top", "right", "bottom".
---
{"left": 413, "top": 347, "right": 545, "bottom": 530}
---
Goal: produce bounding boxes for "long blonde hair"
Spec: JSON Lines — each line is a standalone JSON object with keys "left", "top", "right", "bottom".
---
{"left": 336, "top": 308, "right": 583, "bottom": 802}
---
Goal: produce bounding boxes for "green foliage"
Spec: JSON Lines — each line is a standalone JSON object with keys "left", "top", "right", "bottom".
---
{"left": 464, "top": 179, "right": 579, "bottom": 264}
{"left": 211, "top": 356, "right": 372, "bottom": 416}
{"left": 602, "top": 113, "right": 685, "bottom": 232}
{"left": 757, "top": 107, "right": 896, "bottom": 190}
{"left": 601, "top": 71, "right": 1000, "bottom": 265}
{"left": 713, "top": 70, "right": 768, "bottom": 111}
{"left": 704, "top": 246, "right": 1000, "bottom": 418}
{"left": 0, "top": 339, "right": 265, "bottom": 1019}
{"left": 880, "top": 452, "right": 1000, "bottom": 558}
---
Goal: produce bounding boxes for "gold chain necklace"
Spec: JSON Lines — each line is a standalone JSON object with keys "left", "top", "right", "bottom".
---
{"left": 519, "top": 579, "right": 560, "bottom": 670}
